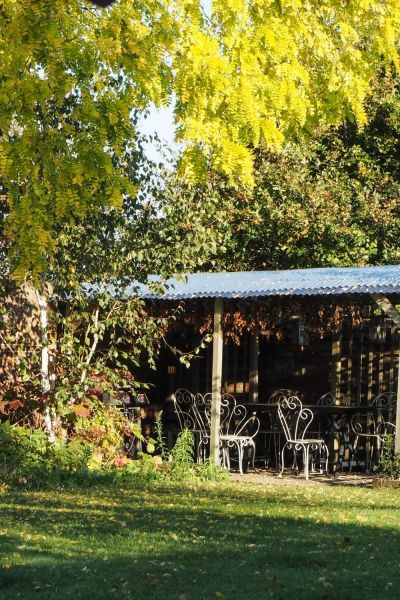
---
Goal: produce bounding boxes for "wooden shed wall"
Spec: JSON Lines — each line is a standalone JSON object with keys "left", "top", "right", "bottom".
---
{"left": 0, "top": 284, "right": 41, "bottom": 387}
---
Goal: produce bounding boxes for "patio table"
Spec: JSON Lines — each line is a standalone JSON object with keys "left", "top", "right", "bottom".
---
{"left": 244, "top": 403, "right": 380, "bottom": 473}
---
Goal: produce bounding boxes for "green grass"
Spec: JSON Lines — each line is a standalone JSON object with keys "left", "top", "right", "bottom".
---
{"left": 0, "top": 480, "right": 399, "bottom": 600}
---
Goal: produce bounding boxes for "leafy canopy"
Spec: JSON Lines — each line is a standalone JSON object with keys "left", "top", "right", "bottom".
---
{"left": 214, "top": 74, "right": 400, "bottom": 271}
{"left": 1, "top": 0, "right": 400, "bottom": 276}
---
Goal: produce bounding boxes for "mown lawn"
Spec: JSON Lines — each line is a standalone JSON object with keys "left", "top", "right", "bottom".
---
{"left": 0, "top": 480, "right": 399, "bottom": 600}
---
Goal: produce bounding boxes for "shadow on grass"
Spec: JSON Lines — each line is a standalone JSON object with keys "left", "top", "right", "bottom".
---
{"left": 0, "top": 483, "right": 399, "bottom": 600}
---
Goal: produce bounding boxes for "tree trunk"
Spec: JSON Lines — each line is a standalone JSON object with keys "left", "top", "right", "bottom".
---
{"left": 35, "top": 288, "right": 56, "bottom": 442}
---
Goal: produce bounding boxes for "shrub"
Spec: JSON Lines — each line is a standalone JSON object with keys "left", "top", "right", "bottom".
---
{"left": 170, "top": 429, "right": 195, "bottom": 481}
{"left": 0, "top": 421, "right": 93, "bottom": 487}
{"left": 154, "top": 410, "right": 168, "bottom": 461}
{"left": 0, "top": 420, "right": 228, "bottom": 489}
{"left": 0, "top": 421, "right": 49, "bottom": 485}
{"left": 375, "top": 435, "right": 400, "bottom": 480}
{"left": 68, "top": 397, "right": 142, "bottom": 466}
{"left": 49, "top": 439, "right": 93, "bottom": 474}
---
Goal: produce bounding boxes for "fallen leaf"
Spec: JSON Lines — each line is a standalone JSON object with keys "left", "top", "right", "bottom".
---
{"left": 72, "top": 404, "right": 90, "bottom": 417}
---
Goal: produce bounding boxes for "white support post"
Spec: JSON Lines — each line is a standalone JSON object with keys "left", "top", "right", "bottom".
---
{"left": 35, "top": 288, "right": 55, "bottom": 443}
{"left": 210, "top": 297, "right": 224, "bottom": 465}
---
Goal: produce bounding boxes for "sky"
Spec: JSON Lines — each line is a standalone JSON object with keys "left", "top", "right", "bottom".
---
{"left": 138, "top": 0, "right": 211, "bottom": 163}
{"left": 139, "top": 103, "right": 176, "bottom": 163}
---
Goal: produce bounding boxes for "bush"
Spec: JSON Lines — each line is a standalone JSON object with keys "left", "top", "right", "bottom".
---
{"left": 0, "top": 421, "right": 93, "bottom": 487}
{"left": 170, "top": 429, "right": 195, "bottom": 481}
{"left": 66, "top": 397, "right": 142, "bottom": 466}
{"left": 375, "top": 435, "right": 400, "bottom": 480}
{"left": 0, "top": 421, "right": 228, "bottom": 489}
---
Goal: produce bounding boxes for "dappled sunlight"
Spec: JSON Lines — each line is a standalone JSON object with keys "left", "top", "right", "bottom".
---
{"left": 0, "top": 482, "right": 399, "bottom": 599}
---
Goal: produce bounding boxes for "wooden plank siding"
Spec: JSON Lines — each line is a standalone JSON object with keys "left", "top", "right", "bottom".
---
{"left": 0, "top": 284, "right": 42, "bottom": 388}
{"left": 141, "top": 314, "right": 399, "bottom": 406}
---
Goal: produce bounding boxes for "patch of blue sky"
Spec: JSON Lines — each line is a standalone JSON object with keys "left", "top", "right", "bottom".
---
{"left": 138, "top": 0, "right": 212, "bottom": 164}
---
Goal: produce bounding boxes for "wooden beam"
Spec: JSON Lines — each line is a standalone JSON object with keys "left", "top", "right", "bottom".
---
{"left": 370, "top": 294, "right": 400, "bottom": 453}
{"left": 356, "top": 328, "right": 363, "bottom": 404}
{"left": 331, "top": 330, "right": 342, "bottom": 402}
{"left": 249, "top": 330, "right": 259, "bottom": 403}
{"left": 346, "top": 324, "right": 353, "bottom": 401}
{"left": 210, "top": 298, "right": 224, "bottom": 465}
{"left": 370, "top": 294, "right": 400, "bottom": 327}
{"left": 367, "top": 336, "right": 373, "bottom": 403}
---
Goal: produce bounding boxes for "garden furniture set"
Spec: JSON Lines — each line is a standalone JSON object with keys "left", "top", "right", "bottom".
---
{"left": 171, "top": 388, "right": 397, "bottom": 479}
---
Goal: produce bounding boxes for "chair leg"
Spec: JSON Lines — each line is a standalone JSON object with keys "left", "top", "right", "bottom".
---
{"left": 224, "top": 445, "right": 230, "bottom": 471}
{"left": 304, "top": 445, "right": 309, "bottom": 480}
{"left": 238, "top": 442, "right": 243, "bottom": 475}
{"left": 251, "top": 441, "right": 256, "bottom": 470}
{"left": 351, "top": 436, "right": 358, "bottom": 473}
{"left": 324, "top": 444, "right": 329, "bottom": 475}
{"left": 278, "top": 442, "right": 288, "bottom": 478}
{"left": 319, "top": 444, "right": 324, "bottom": 474}
{"left": 197, "top": 436, "right": 203, "bottom": 464}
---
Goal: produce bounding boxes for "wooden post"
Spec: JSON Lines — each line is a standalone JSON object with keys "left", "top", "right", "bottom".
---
{"left": 378, "top": 324, "right": 384, "bottom": 394}
{"left": 389, "top": 325, "right": 395, "bottom": 392}
{"left": 356, "top": 328, "right": 363, "bottom": 404}
{"left": 367, "top": 334, "right": 374, "bottom": 404}
{"left": 331, "top": 330, "right": 341, "bottom": 403}
{"left": 396, "top": 353, "right": 400, "bottom": 454}
{"left": 210, "top": 298, "right": 224, "bottom": 465}
{"left": 346, "top": 324, "right": 353, "bottom": 402}
{"left": 249, "top": 330, "right": 259, "bottom": 403}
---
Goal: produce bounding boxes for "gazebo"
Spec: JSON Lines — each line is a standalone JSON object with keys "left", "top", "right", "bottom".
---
{"left": 141, "top": 265, "right": 400, "bottom": 461}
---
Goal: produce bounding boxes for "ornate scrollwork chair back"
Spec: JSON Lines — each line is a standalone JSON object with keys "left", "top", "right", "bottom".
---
{"left": 173, "top": 389, "right": 212, "bottom": 464}
{"left": 317, "top": 392, "right": 336, "bottom": 406}
{"left": 372, "top": 392, "right": 397, "bottom": 424}
{"left": 277, "top": 394, "right": 329, "bottom": 480}
{"left": 219, "top": 393, "right": 247, "bottom": 435}
{"left": 372, "top": 392, "right": 397, "bottom": 409}
{"left": 215, "top": 394, "right": 260, "bottom": 474}
{"left": 374, "top": 421, "right": 396, "bottom": 462}
{"left": 376, "top": 420, "right": 396, "bottom": 443}
{"left": 173, "top": 388, "right": 197, "bottom": 431}
{"left": 190, "top": 392, "right": 212, "bottom": 462}
{"left": 278, "top": 395, "right": 313, "bottom": 443}
{"left": 267, "top": 389, "right": 299, "bottom": 405}
{"left": 350, "top": 412, "right": 377, "bottom": 471}
{"left": 350, "top": 412, "right": 376, "bottom": 438}
{"left": 192, "top": 392, "right": 211, "bottom": 438}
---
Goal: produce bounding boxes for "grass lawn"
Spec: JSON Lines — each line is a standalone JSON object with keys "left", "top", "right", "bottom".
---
{"left": 0, "top": 480, "right": 399, "bottom": 600}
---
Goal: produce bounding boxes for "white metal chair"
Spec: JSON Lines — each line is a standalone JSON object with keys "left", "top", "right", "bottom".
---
{"left": 191, "top": 392, "right": 214, "bottom": 463}
{"left": 172, "top": 389, "right": 207, "bottom": 462}
{"left": 265, "top": 389, "right": 299, "bottom": 469}
{"left": 350, "top": 412, "right": 377, "bottom": 472}
{"left": 218, "top": 394, "right": 260, "bottom": 474}
{"left": 199, "top": 393, "right": 259, "bottom": 474}
{"left": 376, "top": 421, "right": 396, "bottom": 458}
{"left": 351, "top": 412, "right": 396, "bottom": 471}
{"left": 267, "top": 389, "right": 299, "bottom": 404}
{"left": 372, "top": 393, "right": 397, "bottom": 425}
{"left": 277, "top": 395, "right": 329, "bottom": 480}
{"left": 317, "top": 392, "right": 337, "bottom": 406}
{"left": 173, "top": 389, "right": 197, "bottom": 430}
{"left": 177, "top": 391, "right": 260, "bottom": 472}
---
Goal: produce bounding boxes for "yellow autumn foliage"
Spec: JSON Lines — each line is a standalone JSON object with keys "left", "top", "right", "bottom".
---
{"left": 0, "top": 0, "right": 399, "bottom": 276}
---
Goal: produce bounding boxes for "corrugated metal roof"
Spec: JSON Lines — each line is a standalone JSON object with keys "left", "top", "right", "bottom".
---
{"left": 139, "top": 265, "right": 400, "bottom": 299}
